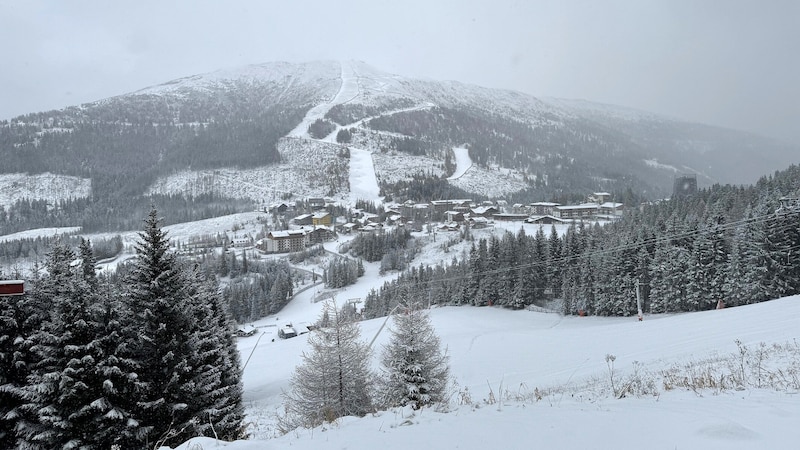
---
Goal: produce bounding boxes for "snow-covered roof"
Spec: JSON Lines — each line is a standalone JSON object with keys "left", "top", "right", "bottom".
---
{"left": 556, "top": 203, "right": 600, "bottom": 210}
{"left": 471, "top": 206, "right": 498, "bottom": 214}
{"left": 430, "top": 199, "right": 472, "bottom": 206}
{"left": 268, "top": 230, "right": 307, "bottom": 239}
{"left": 526, "top": 214, "right": 570, "bottom": 223}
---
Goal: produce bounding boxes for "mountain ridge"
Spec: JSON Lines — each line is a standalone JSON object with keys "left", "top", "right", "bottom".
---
{"left": 0, "top": 60, "right": 796, "bottom": 228}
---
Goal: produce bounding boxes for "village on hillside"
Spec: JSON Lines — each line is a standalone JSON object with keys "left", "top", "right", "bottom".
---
{"left": 257, "top": 192, "right": 625, "bottom": 254}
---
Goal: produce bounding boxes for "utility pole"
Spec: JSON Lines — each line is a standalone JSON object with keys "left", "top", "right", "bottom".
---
{"left": 636, "top": 279, "right": 643, "bottom": 321}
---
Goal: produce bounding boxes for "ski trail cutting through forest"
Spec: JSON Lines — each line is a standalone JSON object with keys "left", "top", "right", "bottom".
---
{"left": 288, "top": 61, "right": 359, "bottom": 138}
{"left": 447, "top": 147, "right": 473, "bottom": 180}
{"left": 348, "top": 148, "right": 381, "bottom": 205}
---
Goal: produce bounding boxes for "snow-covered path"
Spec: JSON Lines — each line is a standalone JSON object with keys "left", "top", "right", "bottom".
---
{"left": 447, "top": 147, "right": 473, "bottom": 180}
{"left": 348, "top": 148, "right": 381, "bottom": 205}
{"left": 287, "top": 61, "right": 359, "bottom": 138}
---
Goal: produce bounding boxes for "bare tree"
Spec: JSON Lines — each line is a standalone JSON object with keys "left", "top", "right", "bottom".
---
{"left": 281, "top": 301, "right": 374, "bottom": 431}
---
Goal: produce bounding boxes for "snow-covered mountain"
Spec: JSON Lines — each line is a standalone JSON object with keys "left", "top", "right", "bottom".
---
{"left": 1, "top": 60, "right": 796, "bottom": 213}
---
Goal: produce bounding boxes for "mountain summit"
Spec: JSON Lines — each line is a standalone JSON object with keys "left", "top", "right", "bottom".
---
{"left": 0, "top": 60, "right": 795, "bottom": 221}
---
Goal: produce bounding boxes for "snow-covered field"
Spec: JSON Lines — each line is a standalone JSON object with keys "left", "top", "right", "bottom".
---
{"left": 176, "top": 266, "right": 800, "bottom": 450}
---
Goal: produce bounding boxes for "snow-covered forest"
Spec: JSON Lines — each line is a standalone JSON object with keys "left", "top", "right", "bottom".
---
{"left": 364, "top": 164, "right": 800, "bottom": 317}
{"left": 0, "top": 210, "right": 245, "bottom": 449}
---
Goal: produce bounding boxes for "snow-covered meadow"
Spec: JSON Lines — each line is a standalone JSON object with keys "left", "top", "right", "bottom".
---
{"left": 175, "top": 265, "right": 800, "bottom": 450}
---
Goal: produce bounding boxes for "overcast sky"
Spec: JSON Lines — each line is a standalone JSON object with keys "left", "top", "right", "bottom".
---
{"left": 1, "top": 0, "right": 798, "bottom": 144}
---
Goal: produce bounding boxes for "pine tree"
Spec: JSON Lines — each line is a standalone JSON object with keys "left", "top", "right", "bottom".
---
{"left": 79, "top": 237, "right": 98, "bottom": 289}
{"left": 26, "top": 241, "right": 143, "bottom": 450}
{"left": 0, "top": 279, "right": 47, "bottom": 449}
{"left": 16, "top": 239, "right": 83, "bottom": 449}
{"left": 123, "top": 208, "right": 200, "bottom": 447}
{"left": 184, "top": 272, "right": 245, "bottom": 440}
{"left": 379, "top": 301, "right": 450, "bottom": 410}
{"left": 88, "top": 278, "right": 142, "bottom": 449}
{"left": 282, "top": 301, "right": 373, "bottom": 430}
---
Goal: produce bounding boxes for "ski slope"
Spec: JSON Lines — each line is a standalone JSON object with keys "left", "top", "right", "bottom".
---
{"left": 288, "top": 61, "right": 360, "bottom": 139}
{"left": 447, "top": 147, "right": 473, "bottom": 180}
{"left": 348, "top": 148, "right": 381, "bottom": 205}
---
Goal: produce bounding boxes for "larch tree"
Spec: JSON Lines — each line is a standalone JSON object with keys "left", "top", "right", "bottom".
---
{"left": 281, "top": 300, "right": 374, "bottom": 431}
{"left": 379, "top": 300, "right": 450, "bottom": 410}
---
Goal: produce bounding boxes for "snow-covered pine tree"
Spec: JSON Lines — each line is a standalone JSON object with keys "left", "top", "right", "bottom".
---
{"left": 123, "top": 207, "right": 201, "bottom": 447}
{"left": 0, "top": 277, "right": 48, "bottom": 449}
{"left": 379, "top": 300, "right": 450, "bottom": 410}
{"left": 723, "top": 207, "right": 767, "bottom": 305}
{"left": 184, "top": 272, "right": 245, "bottom": 441}
{"left": 16, "top": 238, "right": 137, "bottom": 449}
{"left": 15, "top": 239, "right": 81, "bottom": 449}
{"left": 546, "top": 225, "right": 563, "bottom": 299}
{"left": 281, "top": 300, "right": 373, "bottom": 431}
{"left": 79, "top": 237, "right": 98, "bottom": 289}
{"left": 763, "top": 200, "right": 800, "bottom": 298}
{"left": 0, "top": 285, "right": 19, "bottom": 449}
{"left": 88, "top": 277, "right": 142, "bottom": 449}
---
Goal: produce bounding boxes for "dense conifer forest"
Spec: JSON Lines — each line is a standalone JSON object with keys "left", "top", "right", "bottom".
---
{"left": 363, "top": 165, "right": 800, "bottom": 318}
{"left": 0, "top": 209, "right": 245, "bottom": 448}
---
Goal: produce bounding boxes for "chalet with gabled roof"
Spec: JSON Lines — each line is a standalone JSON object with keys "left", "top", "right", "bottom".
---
{"left": 312, "top": 211, "right": 332, "bottom": 227}
{"left": 470, "top": 206, "right": 499, "bottom": 218}
{"left": 306, "top": 197, "right": 326, "bottom": 210}
{"left": 309, "top": 225, "right": 334, "bottom": 243}
{"left": 445, "top": 211, "right": 465, "bottom": 222}
{"left": 526, "top": 215, "right": 570, "bottom": 225}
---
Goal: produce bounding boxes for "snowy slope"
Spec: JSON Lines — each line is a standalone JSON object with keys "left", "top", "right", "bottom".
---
{"left": 140, "top": 60, "right": 558, "bottom": 203}
{"left": 287, "top": 61, "right": 359, "bottom": 139}
{"left": 130, "top": 60, "right": 341, "bottom": 99}
{"left": 447, "top": 147, "right": 473, "bottom": 180}
{"left": 347, "top": 148, "right": 381, "bottom": 204}
{"left": 0, "top": 172, "right": 91, "bottom": 207}
{"left": 178, "top": 278, "right": 800, "bottom": 450}
{"left": 171, "top": 214, "right": 800, "bottom": 449}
